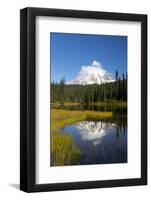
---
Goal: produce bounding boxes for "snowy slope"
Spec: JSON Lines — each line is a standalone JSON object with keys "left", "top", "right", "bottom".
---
{"left": 67, "top": 60, "right": 115, "bottom": 85}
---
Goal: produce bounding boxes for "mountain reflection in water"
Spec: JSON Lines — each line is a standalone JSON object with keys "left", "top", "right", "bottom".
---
{"left": 76, "top": 121, "right": 116, "bottom": 145}
{"left": 60, "top": 120, "right": 127, "bottom": 165}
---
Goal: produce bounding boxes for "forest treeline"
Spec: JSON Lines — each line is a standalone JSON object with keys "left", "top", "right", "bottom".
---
{"left": 51, "top": 70, "right": 127, "bottom": 105}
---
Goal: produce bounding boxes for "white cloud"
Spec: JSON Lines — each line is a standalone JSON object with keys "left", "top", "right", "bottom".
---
{"left": 80, "top": 60, "right": 106, "bottom": 76}
{"left": 92, "top": 60, "right": 103, "bottom": 68}
{"left": 67, "top": 60, "right": 115, "bottom": 85}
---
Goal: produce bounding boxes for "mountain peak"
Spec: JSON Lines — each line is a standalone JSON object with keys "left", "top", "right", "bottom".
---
{"left": 66, "top": 61, "right": 115, "bottom": 85}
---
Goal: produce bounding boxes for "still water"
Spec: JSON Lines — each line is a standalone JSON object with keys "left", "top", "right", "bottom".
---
{"left": 59, "top": 119, "right": 127, "bottom": 165}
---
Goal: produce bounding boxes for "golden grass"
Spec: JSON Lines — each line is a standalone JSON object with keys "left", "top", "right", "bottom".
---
{"left": 51, "top": 109, "right": 112, "bottom": 132}
{"left": 51, "top": 133, "right": 81, "bottom": 166}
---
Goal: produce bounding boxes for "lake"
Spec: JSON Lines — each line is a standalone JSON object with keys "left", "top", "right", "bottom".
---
{"left": 58, "top": 117, "right": 127, "bottom": 165}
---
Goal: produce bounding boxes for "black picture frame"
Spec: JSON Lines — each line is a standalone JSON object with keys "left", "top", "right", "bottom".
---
{"left": 20, "top": 7, "right": 147, "bottom": 192}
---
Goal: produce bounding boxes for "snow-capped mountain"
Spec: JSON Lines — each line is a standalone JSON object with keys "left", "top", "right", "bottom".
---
{"left": 67, "top": 60, "right": 115, "bottom": 85}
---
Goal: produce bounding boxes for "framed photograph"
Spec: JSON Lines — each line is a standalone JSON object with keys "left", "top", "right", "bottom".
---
{"left": 20, "top": 7, "right": 147, "bottom": 192}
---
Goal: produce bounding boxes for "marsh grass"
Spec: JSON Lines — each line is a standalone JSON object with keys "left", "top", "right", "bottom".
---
{"left": 51, "top": 109, "right": 112, "bottom": 131}
{"left": 51, "top": 132, "right": 81, "bottom": 166}
{"left": 50, "top": 109, "right": 113, "bottom": 166}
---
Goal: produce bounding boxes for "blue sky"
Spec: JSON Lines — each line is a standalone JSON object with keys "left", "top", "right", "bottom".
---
{"left": 50, "top": 32, "right": 127, "bottom": 83}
